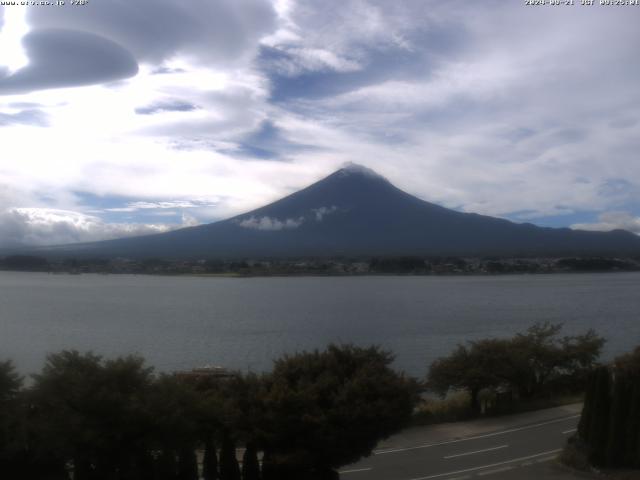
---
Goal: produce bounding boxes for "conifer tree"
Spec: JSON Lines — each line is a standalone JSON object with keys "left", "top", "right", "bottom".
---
{"left": 625, "top": 377, "right": 640, "bottom": 467}
{"left": 605, "top": 373, "right": 631, "bottom": 466}
{"left": 156, "top": 450, "right": 178, "bottom": 480}
{"left": 203, "top": 438, "right": 219, "bottom": 480}
{"left": 577, "top": 369, "right": 596, "bottom": 439}
{"left": 177, "top": 447, "right": 199, "bottom": 480}
{"left": 241, "top": 442, "right": 261, "bottom": 480}
{"left": 219, "top": 433, "right": 241, "bottom": 480}
{"left": 587, "top": 366, "right": 611, "bottom": 466}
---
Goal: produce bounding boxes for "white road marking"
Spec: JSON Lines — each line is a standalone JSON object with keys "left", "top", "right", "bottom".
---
{"left": 534, "top": 456, "right": 556, "bottom": 463}
{"left": 562, "top": 428, "right": 577, "bottom": 434}
{"left": 477, "top": 465, "right": 514, "bottom": 476}
{"left": 375, "top": 415, "right": 579, "bottom": 455}
{"left": 408, "top": 448, "right": 562, "bottom": 480}
{"left": 339, "top": 467, "right": 372, "bottom": 474}
{"left": 444, "top": 445, "right": 508, "bottom": 459}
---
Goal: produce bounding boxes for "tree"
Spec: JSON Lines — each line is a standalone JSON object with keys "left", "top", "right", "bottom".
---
{"left": 177, "top": 447, "right": 199, "bottom": 480}
{"left": 614, "top": 347, "right": 640, "bottom": 467}
{"left": 261, "top": 344, "right": 418, "bottom": 477}
{"left": 585, "top": 366, "right": 611, "bottom": 466}
{"left": 0, "top": 360, "right": 25, "bottom": 477}
{"left": 202, "top": 438, "right": 219, "bottom": 480}
{"left": 510, "top": 323, "right": 604, "bottom": 397}
{"left": 428, "top": 339, "right": 518, "bottom": 413}
{"left": 509, "top": 322, "right": 566, "bottom": 397}
{"left": 427, "top": 323, "right": 606, "bottom": 411}
{"left": 624, "top": 376, "right": 640, "bottom": 467}
{"left": 575, "top": 357, "right": 640, "bottom": 469}
{"left": 29, "top": 351, "right": 157, "bottom": 480}
{"left": 605, "top": 372, "right": 631, "bottom": 466}
{"left": 219, "top": 431, "right": 241, "bottom": 480}
{"left": 0, "top": 360, "right": 21, "bottom": 401}
{"left": 241, "top": 442, "right": 261, "bottom": 480}
{"left": 614, "top": 346, "right": 640, "bottom": 374}
{"left": 147, "top": 375, "right": 203, "bottom": 480}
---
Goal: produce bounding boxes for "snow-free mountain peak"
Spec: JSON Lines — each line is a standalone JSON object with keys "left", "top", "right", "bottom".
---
{"left": 35, "top": 165, "right": 640, "bottom": 259}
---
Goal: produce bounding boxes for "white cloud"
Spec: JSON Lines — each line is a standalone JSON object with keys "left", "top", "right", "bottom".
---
{"left": 0, "top": 0, "right": 639, "bottom": 242}
{"left": 105, "top": 200, "right": 219, "bottom": 213}
{"left": 0, "top": 6, "right": 28, "bottom": 74}
{"left": 262, "top": 0, "right": 419, "bottom": 75}
{"left": 267, "top": 47, "right": 362, "bottom": 76}
{"left": 312, "top": 205, "right": 338, "bottom": 221}
{"left": 237, "top": 215, "right": 304, "bottom": 231}
{"left": 572, "top": 212, "right": 640, "bottom": 235}
{"left": 0, "top": 208, "right": 197, "bottom": 247}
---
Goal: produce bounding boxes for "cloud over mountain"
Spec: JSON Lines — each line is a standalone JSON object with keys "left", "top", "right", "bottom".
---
{"left": 0, "top": 1, "right": 639, "bottom": 241}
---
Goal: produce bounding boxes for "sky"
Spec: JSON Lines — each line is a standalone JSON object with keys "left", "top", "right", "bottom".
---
{"left": 0, "top": 0, "right": 639, "bottom": 247}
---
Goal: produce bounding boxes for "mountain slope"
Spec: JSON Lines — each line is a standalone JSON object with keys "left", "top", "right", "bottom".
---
{"left": 38, "top": 164, "right": 640, "bottom": 258}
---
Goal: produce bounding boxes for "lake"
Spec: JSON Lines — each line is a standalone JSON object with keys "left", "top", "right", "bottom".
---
{"left": 1, "top": 271, "right": 638, "bottom": 377}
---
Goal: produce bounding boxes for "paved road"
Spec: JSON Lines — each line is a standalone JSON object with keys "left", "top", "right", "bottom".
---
{"left": 340, "top": 404, "right": 586, "bottom": 480}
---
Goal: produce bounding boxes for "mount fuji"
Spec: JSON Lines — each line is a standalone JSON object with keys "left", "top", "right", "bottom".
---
{"left": 37, "top": 164, "right": 640, "bottom": 259}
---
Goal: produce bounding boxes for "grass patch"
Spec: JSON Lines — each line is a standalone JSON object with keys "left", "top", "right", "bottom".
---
{"left": 411, "top": 391, "right": 584, "bottom": 426}
{"left": 412, "top": 391, "right": 474, "bottom": 425}
{"left": 508, "top": 392, "right": 584, "bottom": 414}
{"left": 560, "top": 436, "right": 591, "bottom": 472}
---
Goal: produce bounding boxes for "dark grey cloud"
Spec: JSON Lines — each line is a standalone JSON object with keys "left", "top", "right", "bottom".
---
{"left": 28, "top": 0, "right": 277, "bottom": 66}
{"left": 0, "top": 29, "right": 138, "bottom": 95}
{"left": 135, "top": 100, "right": 199, "bottom": 115}
{"left": 232, "top": 120, "right": 320, "bottom": 160}
{"left": 0, "top": 108, "right": 48, "bottom": 127}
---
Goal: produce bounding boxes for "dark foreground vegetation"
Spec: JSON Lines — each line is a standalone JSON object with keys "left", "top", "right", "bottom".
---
{"left": 563, "top": 346, "right": 640, "bottom": 472}
{"left": 0, "top": 345, "right": 418, "bottom": 480}
{"left": 424, "top": 322, "right": 605, "bottom": 419}
{"left": 0, "top": 324, "right": 621, "bottom": 479}
{"left": 2, "top": 254, "right": 640, "bottom": 276}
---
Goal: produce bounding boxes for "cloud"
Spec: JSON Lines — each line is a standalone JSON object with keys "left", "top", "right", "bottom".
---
{"left": 0, "top": 29, "right": 138, "bottom": 95}
{"left": 152, "top": 66, "right": 187, "bottom": 75}
{"left": 104, "top": 200, "right": 218, "bottom": 213}
{"left": 571, "top": 212, "right": 640, "bottom": 235}
{"left": 0, "top": 208, "right": 194, "bottom": 248}
{"left": 260, "top": 0, "right": 465, "bottom": 102}
{"left": 0, "top": 108, "right": 48, "bottom": 126}
{"left": 312, "top": 205, "right": 337, "bottom": 221}
{"left": 236, "top": 206, "right": 339, "bottom": 231}
{"left": 237, "top": 215, "right": 303, "bottom": 231}
{"left": 135, "top": 100, "right": 199, "bottom": 115}
{"left": 1, "top": 0, "right": 640, "bottom": 238}
{"left": 28, "top": 0, "right": 277, "bottom": 66}
{"left": 226, "top": 119, "right": 320, "bottom": 160}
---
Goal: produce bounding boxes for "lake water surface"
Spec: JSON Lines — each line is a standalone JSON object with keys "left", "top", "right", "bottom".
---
{"left": 1, "top": 271, "right": 638, "bottom": 377}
